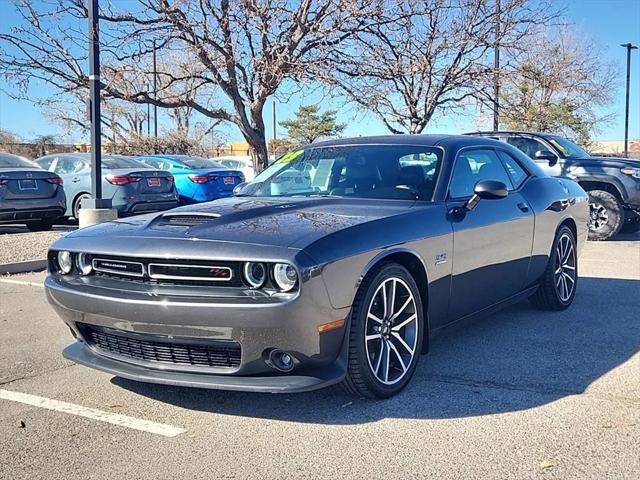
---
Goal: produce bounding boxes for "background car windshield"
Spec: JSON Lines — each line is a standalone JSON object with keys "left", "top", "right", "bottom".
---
{"left": 246, "top": 145, "right": 442, "bottom": 200}
{"left": 171, "top": 156, "right": 215, "bottom": 169}
{"left": 102, "top": 156, "right": 147, "bottom": 169}
{"left": 547, "top": 136, "right": 589, "bottom": 158}
{"left": 0, "top": 153, "right": 37, "bottom": 168}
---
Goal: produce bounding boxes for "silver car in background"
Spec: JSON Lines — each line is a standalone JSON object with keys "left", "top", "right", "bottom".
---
{"left": 0, "top": 152, "right": 66, "bottom": 231}
{"left": 35, "top": 153, "right": 179, "bottom": 219}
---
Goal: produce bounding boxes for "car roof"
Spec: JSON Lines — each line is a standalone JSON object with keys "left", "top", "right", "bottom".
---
{"left": 308, "top": 134, "right": 505, "bottom": 150}
{"left": 467, "top": 130, "right": 558, "bottom": 139}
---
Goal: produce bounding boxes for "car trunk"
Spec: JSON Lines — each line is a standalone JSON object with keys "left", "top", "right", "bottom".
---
{"left": 204, "top": 170, "right": 244, "bottom": 195}
{"left": 0, "top": 168, "right": 60, "bottom": 200}
{"left": 107, "top": 168, "right": 175, "bottom": 196}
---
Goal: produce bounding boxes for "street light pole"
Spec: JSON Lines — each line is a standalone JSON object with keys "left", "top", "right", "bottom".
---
{"left": 621, "top": 43, "right": 638, "bottom": 158}
{"left": 493, "top": 0, "right": 500, "bottom": 131}
{"left": 153, "top": 40, "right": 158, "bottom": 139}
{"left": 86, "top": 0, "right": 110, "bottom": 210}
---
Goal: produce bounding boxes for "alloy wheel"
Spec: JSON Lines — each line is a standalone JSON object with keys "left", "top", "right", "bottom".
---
{"left": 589, "top": 202, "right": 608, "bottom": 231}
{"left": 554, "top": 233, "right": 576, "bottom": 302}
{"left": 365, "top": 277, "right": 418, "bottom": 385}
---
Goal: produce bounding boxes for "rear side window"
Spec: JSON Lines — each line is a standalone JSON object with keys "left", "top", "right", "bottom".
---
{"left": 56, "top": 158, "right": 88, "bottom": 174}
{"left": 449, "top": 149, "right": 513, "bottom": 198}
{"left": 497, "top": 151, "right": 528, "bottom": 189}
{"left": 506, "top": 136, "right": 550, "bottom": 160}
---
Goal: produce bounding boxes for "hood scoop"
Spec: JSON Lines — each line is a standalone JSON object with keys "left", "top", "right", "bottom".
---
{"left": 156, "top": 212, "right": 221, "bottom": 227}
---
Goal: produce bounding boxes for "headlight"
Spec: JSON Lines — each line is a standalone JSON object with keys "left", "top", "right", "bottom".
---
{"left": 272, "top": 263, "right": 298, "bottom": 292}
{"left": 621, "top": 167, "right": 640, "bottom": 179}
{"left": 76, "top": 253, "right": 93, "bottom": 275}
{"left": 243, "top": 262, "right": 266, "bottom": 288}
{"left": 57, "top": 251, "right": 73, "bottom": 274}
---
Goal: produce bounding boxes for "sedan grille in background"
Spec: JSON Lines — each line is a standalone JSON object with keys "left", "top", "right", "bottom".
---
{"left": 79, "top": 323, "right": 241, "bottom": 369}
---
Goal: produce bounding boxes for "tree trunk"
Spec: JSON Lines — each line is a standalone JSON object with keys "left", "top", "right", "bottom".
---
{"left": 246, "top": 134, "right": 269, "bottom": 173}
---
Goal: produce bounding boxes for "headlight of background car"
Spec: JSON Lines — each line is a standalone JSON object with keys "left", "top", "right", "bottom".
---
{"left": 243, "top": 262, "right": 266, "bottom": 288}
{"left": 272, "top": 263, "right": 298, "bottom": 292}
{"left": 57, "top": 251, "right": 73, "bottom": 274}
{"left": 621, "top": 167, "right": 640, "bottom": 179}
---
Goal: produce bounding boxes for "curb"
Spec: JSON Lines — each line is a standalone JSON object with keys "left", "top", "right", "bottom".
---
{"left": 0, "top": 259, "right": 47, "bottom": 275}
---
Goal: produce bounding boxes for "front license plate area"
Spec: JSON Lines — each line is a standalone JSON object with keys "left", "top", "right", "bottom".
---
{"left": 18, "top": 179, "right": 38, "bottom": 190}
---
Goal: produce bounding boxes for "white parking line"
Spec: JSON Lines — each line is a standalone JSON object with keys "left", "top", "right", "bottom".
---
{"left": 0, "top": 278, "right": 44, "bottom": 288}
{"left": 0, "top": 389, "right": 187, "bottom": 438}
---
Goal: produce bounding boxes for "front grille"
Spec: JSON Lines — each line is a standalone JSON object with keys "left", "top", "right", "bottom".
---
{"left": 87, "top": 254, "right": 244, "bottom": 286}
{"left": 79, "top": 323, "right": 241, "bottom": 369}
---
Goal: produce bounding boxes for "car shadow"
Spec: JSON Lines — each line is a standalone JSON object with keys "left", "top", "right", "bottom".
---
{"left": 113, "top": 276, "right": 639, "bottom": 424}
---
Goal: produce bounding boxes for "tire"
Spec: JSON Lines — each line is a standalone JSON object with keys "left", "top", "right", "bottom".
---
{"left": 587, "top": 190, "right": 623, "bottom": 241}
{"left": 621, "top": 216, "right": 640, "bottom": 234}
{"left": 26, "top": 219, "right": 53, "bottom": 232}
{"left": 73, "top": 193, "right": 91, "bottom": 219}
{"left": 529, "top": 225, "right": 578, "bottom": 311}
{"left": 340, "top": 262, "right": 424, "bottom": 399}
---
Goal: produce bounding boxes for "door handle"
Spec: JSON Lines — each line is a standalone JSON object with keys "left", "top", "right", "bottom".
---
{"left": 72, "top": 177, "right": 81, "bottom": 183}
{"left": 517, "top": 203, "right": 529, "bottom": 212}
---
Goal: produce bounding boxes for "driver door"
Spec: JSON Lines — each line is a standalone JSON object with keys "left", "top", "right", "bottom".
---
{"left": 446, "top": 148, "right": 534, "bottom": 320}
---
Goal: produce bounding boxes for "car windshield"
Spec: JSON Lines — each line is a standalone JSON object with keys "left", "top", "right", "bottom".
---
{"left": 103, "top": 156, "right": 147, "bottom": 169}
{"left": 0, "top": 153, "right": 37, "bottom": 168}
{"left": 547, "top": 136, "right": 589, "bottom": 158}
{"left": 241, "top": 145, "right": 443, "bottom": 200}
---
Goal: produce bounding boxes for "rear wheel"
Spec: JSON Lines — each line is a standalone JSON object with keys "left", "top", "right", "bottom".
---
{"left": 26, "top": 219, "right": 53, "bottom": 232}
{"left": 587, "top": 190, "right": 623, "bottom": 241}
{"left": 530, "top": 225, "right": 578, "bottom": 311}
{"left": 341, "top": 263, "right": 423, "bottom": 399}
{"left": 73, "top": 193, "right": 91, "bottom": 219}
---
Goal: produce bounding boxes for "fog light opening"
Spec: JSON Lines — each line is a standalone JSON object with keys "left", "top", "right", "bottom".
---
{"left": 267, "top": 349, "right": 296, "bottom": 373}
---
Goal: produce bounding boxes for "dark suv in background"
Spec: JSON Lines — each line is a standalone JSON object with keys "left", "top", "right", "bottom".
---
{"left": 468, "top": 131, "right": 640, "bottom": 240}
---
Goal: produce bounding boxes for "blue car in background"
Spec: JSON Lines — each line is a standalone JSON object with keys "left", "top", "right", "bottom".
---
{"left": 136, "top": 155, "right": 244, "bottom": 204}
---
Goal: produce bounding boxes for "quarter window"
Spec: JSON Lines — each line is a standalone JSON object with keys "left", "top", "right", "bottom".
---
{"left": 449, "top": 149, "right": 513, "bottom": 198}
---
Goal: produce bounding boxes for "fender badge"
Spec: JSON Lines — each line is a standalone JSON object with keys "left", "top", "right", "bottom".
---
{"left": 435, "top": 253, "right": 447, "bottom": 265}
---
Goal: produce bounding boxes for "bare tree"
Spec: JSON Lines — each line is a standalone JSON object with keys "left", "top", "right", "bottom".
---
{"left": 0, "top": 0, "right": 378, "bottom": 171}
{"left": 499, "top": 30, "right": 616, "bottom": 145}
{"left": 329, "top": 0, "right": 559, "bottom": 134}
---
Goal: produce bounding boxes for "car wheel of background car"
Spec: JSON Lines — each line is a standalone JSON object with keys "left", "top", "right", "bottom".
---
{"left": 26, "top": 219, "right": 53, "bottom": 232}
{"left": 530, "top": 225, "right": 578, "bottom": 311}
{"left": 587, "top": 190, "right": 623, "bottom": 241}
{"left": 341, "top": 262, "right": 423, "bottom": 399}
{"left": 73, "top": 192, "right": 91, "bottom": 219}
{"left": 620, "top": 215, "right": 640, "bottom": 234}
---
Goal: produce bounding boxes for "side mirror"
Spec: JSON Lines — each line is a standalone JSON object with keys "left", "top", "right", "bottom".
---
{"left": 465, "top": 180, "right": 508, "bottom": 211}
{"left": 233, "top": 182, "right": 248, "bottom": 196}
{"left": 535, "top": 150, "right": 558, "bottom": 167}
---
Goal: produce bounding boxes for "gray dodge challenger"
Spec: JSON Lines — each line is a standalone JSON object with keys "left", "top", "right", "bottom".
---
{"left": 45, "top": 135, "right": 589, "bottom": 398}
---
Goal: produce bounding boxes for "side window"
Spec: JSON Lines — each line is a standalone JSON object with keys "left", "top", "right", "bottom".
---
{"left": 497, "top": 151, "right": 529, "bottom": 189}
{"left": 37, "top": 156, "right": 56, "bottom": 171}
{"left": 449, "top": 149, "right": 513, "bottom": 198}
{"left": 506, "top": 136, "right": 549, "bottom": 160}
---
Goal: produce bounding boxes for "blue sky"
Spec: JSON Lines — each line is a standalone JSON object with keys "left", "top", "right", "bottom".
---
{"left": 0, "top": 0, "right": 639, "bottom": 144}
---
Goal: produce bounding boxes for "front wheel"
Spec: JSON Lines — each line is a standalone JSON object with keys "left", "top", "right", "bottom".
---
{"left": 530, "top": 226, "right": 578, "bottom": 311}
{"left": 341, "top": 263, "right": 424, "bottom": 399}
{"left": 587, "top": 190, "right": 623, "bottom": 241}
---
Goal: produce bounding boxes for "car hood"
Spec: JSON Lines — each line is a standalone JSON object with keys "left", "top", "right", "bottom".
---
{"left": 568, "top": 156, "right": 640, "bottom": 168}
{"left": 62, "top": 196, "right": 418, "bottom": 249}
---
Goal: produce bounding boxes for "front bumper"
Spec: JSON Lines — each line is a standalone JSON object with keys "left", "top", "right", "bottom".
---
{"left": 45, "top": 271, "right": 351, "bottom": 393}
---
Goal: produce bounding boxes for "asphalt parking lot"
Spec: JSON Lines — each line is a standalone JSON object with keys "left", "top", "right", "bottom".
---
{"left": 0, "top": 236, "right": 638, "bottom": 479}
